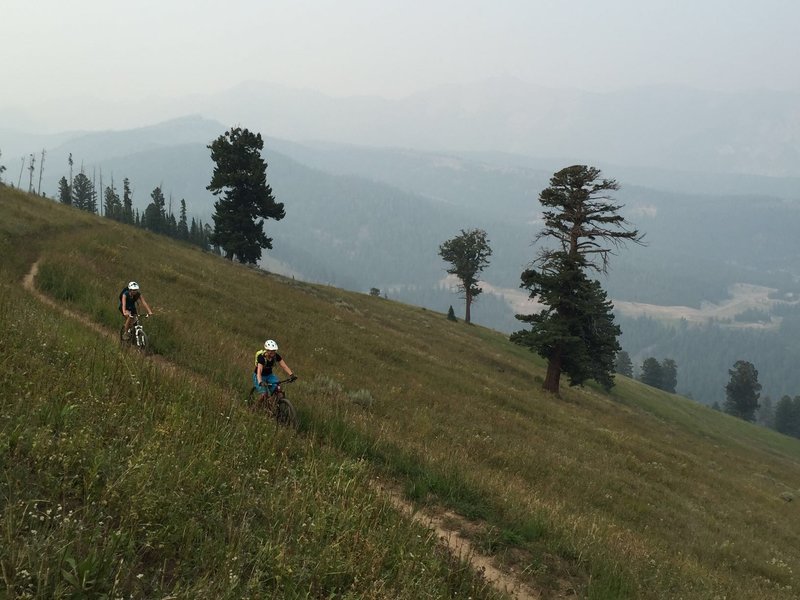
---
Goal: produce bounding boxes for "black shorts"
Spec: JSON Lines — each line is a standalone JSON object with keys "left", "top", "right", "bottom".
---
{"left": 119, "top": 304, "right": 138, "bottom": 315}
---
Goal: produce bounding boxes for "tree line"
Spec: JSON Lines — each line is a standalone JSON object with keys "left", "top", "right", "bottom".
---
{"left": 615, "top": 352, "right": 678, "bottom": 393}
{"left": 717, "top": 360, "right": 800, "bottom": 440}
{"left": 53, "top": 159, "right": 211, "bottom": 250}
{"left": 616, "top": 350, "right": 800, "bottom": 441}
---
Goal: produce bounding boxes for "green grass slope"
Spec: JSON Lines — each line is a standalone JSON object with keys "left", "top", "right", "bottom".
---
{"left": 2, "top": 187, "right": 800, "bottom": 599}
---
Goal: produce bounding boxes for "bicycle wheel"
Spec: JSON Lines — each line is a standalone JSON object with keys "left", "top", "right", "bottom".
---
{"left": 135, "top": 328, "right": 147, "bottom": 352}
{"left": 275, "top": 396, "right": 299, "bottom": 430}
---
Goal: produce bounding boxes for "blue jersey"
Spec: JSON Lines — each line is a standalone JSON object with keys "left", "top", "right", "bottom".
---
{"left": 118, "top": 288, "right": 140, "bottom": 314}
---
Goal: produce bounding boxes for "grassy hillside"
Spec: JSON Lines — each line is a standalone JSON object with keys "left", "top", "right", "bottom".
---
{"left": 2, "top": 187, "right": 800, "bottom": 599}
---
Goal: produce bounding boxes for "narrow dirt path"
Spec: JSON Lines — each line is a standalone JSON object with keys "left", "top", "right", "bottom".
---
{"left": 374, "top": 480, "right": 541, "bottom": 600}
{"left": 23, "top": 258, "right": 543, "bottom": 600}
{"left": 24, "top": 260, "right": 114, "bottom": 339}
{"left": 23, "top": 259, "right": 186, "bottom": 378}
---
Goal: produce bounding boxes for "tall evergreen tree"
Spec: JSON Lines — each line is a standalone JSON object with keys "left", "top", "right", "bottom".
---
{"left": 512, "top": 165, "right": 643, "bottom": 395}
{"left": 438, "top": 228, "right": 492, "bottom": 324}
{"left": 723, "top": 360, "right": 761, "bottom": 422}
{"left": 58, "top": 176, "right": 71, "bottom": 204}
{"left": 774, "top": 395, "right": 800, "bottom": 438}
{"left": 615, "top": 350, "right": 634, "bottom": 378}
{"left": 167, "top": 212, "right": 178, "bottom": 237}
{"left": 207, "top": 127, "right": 285, "bottom": 263}
{"left": 143, "top": 186, "right": 167, "bottom": 233}
{"left": 640, "top": 357, "right": 663, "bottom": 389}
{"left": 71, "top": 172, "right": 94, "bottom": 212}
{"left": 122, "top": 178, "right": 134, "bottom": 224}
{"left": 661, "top": 358, "right": 678, "bottom": 393}
{"left": 103, "top": 183, "right": 122, "bottom": 221}
{"left": 178, "top": 199, "right": 190, "bottom": 240}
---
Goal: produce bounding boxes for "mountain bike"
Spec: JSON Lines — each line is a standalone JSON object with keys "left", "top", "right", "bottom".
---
{"left": 120, "top": 313, "right": 149, "bottom": 352}
{"left": 248, "top": 377, "right": 299, "bottom": 430}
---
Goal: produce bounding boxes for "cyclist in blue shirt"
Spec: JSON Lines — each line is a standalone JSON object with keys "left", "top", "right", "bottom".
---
{"left": 119, "top": 281, "right": 153, "bottom": 340}
{"left": 254, "top": 339, "right": 295, "bottom": 397}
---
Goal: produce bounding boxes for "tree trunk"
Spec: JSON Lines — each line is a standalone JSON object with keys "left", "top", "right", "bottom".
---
{"left": 465, "top": 290, "right": 472, "bottom": 324}
{"left": 543, "top": 348, "right": 563, "bottom": 395}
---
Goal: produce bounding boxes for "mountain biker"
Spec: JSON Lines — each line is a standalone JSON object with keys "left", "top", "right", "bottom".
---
{"left": 253, "top": 339, "right": 296, "bottom": 398}
{"left": 119, "top": 281, "right": 153, "bottom": 340}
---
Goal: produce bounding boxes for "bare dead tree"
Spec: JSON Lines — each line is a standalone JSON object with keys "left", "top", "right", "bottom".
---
{"left": 37, "top": 149, "right": 46, "bottom": 196}
{"left": 28, "top": 154, "right": 35, "bottom": 193}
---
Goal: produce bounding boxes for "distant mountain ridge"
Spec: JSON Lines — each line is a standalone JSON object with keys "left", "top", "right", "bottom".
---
{"left": 3, "top": 78, "right": 800, "bottom": 177}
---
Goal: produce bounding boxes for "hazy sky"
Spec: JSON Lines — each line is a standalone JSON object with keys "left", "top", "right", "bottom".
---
{"left": 3, "top": 0, "right": 800, "bottom": 121}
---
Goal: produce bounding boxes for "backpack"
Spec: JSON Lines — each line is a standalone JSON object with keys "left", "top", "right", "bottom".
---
{"left": 118, "top": 287, "right": 129, "bottom": 310}
{"left": 254, "top": 349, "right": 266, "bottom": 369}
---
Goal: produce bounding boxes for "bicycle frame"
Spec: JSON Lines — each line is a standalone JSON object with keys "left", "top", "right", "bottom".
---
{"left": 258, "top": 377, "right": 295, "bottom": 401}
{"left": 122, "top": 313, "right": 148, "bottom": 349}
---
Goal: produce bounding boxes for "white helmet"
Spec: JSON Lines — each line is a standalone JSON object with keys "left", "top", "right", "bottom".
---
{"left": 264, "top": 339, "right": 278, "bottom": 351}
{"left": 128, "top": 281, "right": 140, "bottom": 291}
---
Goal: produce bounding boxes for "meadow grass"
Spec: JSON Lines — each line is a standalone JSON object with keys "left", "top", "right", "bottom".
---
{"left": 3, "top": 188, "right": 800, "bottom": 598}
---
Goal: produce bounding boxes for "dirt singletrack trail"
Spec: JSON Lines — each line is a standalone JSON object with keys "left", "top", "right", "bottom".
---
{"left": 22, "top": 258, "right": 547, "bottom": 600}
{"left": 375, "top": 480, "right": 543, "bottom": 600}
{"left": 23, "top": 259, "right": 186, "bottom": 379}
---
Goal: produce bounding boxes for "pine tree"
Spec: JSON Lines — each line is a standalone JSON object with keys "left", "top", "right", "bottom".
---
{"left": 143, "top": 187, "right": 167, "bottom": 233}
{"left": 447, "top": 305, "right": 458, "bottom": 322}
{"left": 103, "top": 183, "right": 122, "bottom": 221}
{"left": 167, "top": 212, "right": 178, "bottom": 237}
{"left": 58, "top": 176, "right": 71, "bottom": 204}
{"left": 71, "top": 172, "right": 94, "bottom": 212}
{"left": 615, "top": 350, "right": 634, "bottom": 377}
{"left": 178, "top": 199, "right": 190, "bottom": 240}
{"left": 438, "top": 228, "right": 492, "bottom": 324}
{"left": 774, "top": 395, "right": 800, "bottom": 438}
{"left": 207, "top": 127, "right": 285, "bottom": 263}
{"left": 122, "top": 178, "right": 134, "bottom": 224}
{"left": 640, "top": 357, "right": 663, "bottom": 389}
{"left": 512, "top": 165, "right": 643, "bottom": 395}
{"left": 661, "top": 358, "right": 678, "bottom": 393}
{"left": 723, "top": 360, "right": 761, "bottom": 422}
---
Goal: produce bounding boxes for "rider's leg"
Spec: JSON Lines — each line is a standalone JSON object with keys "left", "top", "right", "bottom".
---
{"left": 124, "top": 311, "right": 136, "bottom": 335}
{"left": 266, "top": 374, "right": 279, "bottom": 395}
{"left": 120, "top": 306, "right": 131, "bottom": 340}
{"left": 253, "top": 373, "right": 270, "bottom": 402}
